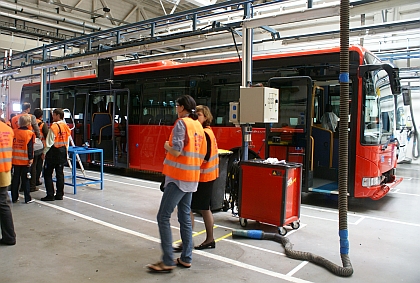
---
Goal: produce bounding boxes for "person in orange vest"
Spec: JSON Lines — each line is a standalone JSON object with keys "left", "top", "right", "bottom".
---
{"left": 11, "top": 102, "right": 41, "bottom": 139}
{"left": 0, "top": 120, "right": 16, "bottom": 245}
{"left": 11, "top": 114, "right": 35, "bottom": 204}
{"left": 6, "top": 113, "right": 16, "bottom": 128}
{"left": 41, "top": 108, "right": 71, "bottom": 201}
{"left": 29, "top": 108, "right": 49, "bottom": 192}
{"left": 147, "top": 95, "right": 206, "bottom": 273}
{"left": 191, "top": 105, "right": 219, "bottom": 249}
{"left": 173, "top": 105, "right": 219, "bottom": 253}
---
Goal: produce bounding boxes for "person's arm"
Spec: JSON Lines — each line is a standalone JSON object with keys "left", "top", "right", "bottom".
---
{"left": 43, "top": 125, "right": 56, "bottom": 156}
{"left": 164, "top": 119, "right": 187, "bottom": 157}
{"left": 31, "top": 115, "right": 41, "bottom": 138}
{"left": 27, "top": 133, "right": 34, "bottom": 166}
{"left": 41, "top": 122, "right": 49, "bottom": 138}
{"left": 203, "top": 131, "right": 211, "bottom": 162}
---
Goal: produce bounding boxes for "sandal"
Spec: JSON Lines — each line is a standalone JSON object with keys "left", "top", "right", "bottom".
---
{"left": 175, "top": 258, "right": 191, "bottom": 268}
{"left": 147, "top": 261, "right": 175, "bottom": 273}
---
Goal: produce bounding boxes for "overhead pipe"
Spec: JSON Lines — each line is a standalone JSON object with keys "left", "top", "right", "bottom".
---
{"left": 0, "top": 11, "right": 89, "bottom": 35}
{"left": 0, "top": 0, "right": 106, "bottom": 31}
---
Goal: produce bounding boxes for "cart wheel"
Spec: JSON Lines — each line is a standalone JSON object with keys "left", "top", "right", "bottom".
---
{"left": 278, "top": 227, "right": 287, "bottom": 236}
{"left": 291, "top": 221, "right": 300, "bottom": 230}
{"left": 239, "top": 218, "right": 248, "bottom": 227}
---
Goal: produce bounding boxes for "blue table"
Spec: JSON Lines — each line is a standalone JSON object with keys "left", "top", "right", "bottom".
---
{"left": 66, "top": 146, "right": 104, "bottom": 194}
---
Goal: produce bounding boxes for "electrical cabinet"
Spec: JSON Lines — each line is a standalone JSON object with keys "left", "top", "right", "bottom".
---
{"left": 239, "top": 87, "right": 279, "bottom": 124}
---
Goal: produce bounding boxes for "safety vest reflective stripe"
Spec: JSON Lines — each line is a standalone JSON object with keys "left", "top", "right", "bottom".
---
{"left": 12, "top": 128, "right": 34, "bottom": 166}
{"left": 0, "top": 122, "right": 13, "bottom": 172}
{"left": 199, "top": 127, "right": 219, "bottom": 182}
{"left": 54, "top": 141, "right": 68, "bottom": 146}
{"left": 162, "top": 117, "right": 206, "bottom": 182}
{"left": 12, "top": 156, "right": 28, "bottom": 160}
{"left": 52, "top": 122, "right": 71, "bottom": 148}
{"left": 163, "top": 159, "right": 202, "bottom": 171}
{"left": 181, "top": 150, "right": 206, "bottom": 159}
{"left": 200, "top": 163, "right": 219, "bottom": 174}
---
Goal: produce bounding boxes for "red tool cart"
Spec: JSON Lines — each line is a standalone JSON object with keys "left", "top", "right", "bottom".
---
{"left": 238, "top": 160, "right": 302, "bottom": 235}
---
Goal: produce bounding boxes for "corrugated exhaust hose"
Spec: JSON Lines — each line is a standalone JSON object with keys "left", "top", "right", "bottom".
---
{"left": 232, "top": 230, "right": 353, "bottom": 277}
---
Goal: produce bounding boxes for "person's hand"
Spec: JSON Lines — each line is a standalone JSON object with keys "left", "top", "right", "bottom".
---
{"left": 41, "top": 153, "right": 45, "bottom": 160}
{"left": 28, "top": 159, "right": 33, "bottom": 167}
{"left": 164, "top": 141, "right": 170, "bottom": 151}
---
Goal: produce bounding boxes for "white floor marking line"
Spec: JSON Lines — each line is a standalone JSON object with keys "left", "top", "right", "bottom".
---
{"left": 35, "top": 199, "right": 313, "bottom": 283}
{"left": 362, "top": 215, "right": 420, "bottom": 227}
{"left": 223, "top": 238, "right": 286, "bottom": 256}
{"left": 71, "top": 170, "right": 420, "bottom": 228}
{"left": 286, "top": 261, "right": 309, "bottom": 277}
{"left": 353, "top": 216, "right": 366, "bottom": 225}
{"left": 300, "top": 214, "right": 360, "bottom": 225}
{"left": 391, "top": 191, "right": 420, "bottom": 197}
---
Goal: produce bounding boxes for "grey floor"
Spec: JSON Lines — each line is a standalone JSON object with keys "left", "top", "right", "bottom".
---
{"left": 1, "top": 163, "right": 419, "bottom": 283}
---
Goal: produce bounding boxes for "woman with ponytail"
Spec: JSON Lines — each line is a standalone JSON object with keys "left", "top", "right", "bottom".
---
{"left": 148, "top": 95, "right": 207, "bottom": 273}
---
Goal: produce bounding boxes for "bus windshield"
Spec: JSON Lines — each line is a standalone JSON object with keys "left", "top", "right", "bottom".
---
{"left": 361, "top": 68, "right": 395, "bottom": 145}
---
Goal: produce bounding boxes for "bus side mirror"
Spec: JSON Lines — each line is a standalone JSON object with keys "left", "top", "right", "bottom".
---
{"left": 359, "top": 64, "right": 401, "bottom": 95}
{"left": 402, "top": 88, "right": 411, "bottom": 106}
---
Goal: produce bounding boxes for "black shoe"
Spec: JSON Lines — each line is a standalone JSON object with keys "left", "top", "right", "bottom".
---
{"left": 30, "top": 187, "right": 39, "bottom": 192}
{"left": 173, "top": 243, "right": 183, "bottom": 253}
{"left": 41, "top": 196, "right": 55, "bottom": 201}
{"left": 194, "top": 240, "right": 216, "bottom": 250}
{"left": 36, "top": 181, "right": 43, "bottom": 186}
{"left": 54, "top": 195, "right": 63, "bottom": 200}
{"left": 0, "top": 239, "right": 16, "bottom": 246}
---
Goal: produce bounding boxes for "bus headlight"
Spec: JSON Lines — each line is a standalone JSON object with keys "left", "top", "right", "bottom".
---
{"left": 362, "top": 176, "right": 382, "bottom": 187}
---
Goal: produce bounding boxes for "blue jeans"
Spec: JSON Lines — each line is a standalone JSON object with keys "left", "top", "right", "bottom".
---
{"left": 157, "top": 182, "right": 193, "bottom": 266}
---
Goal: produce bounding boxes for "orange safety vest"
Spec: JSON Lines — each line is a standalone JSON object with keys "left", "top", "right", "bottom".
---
{"left": 11, "top": 113, "right": 33, "bottom": 131}
{"left": 51, "top": 121, "right": 71, "bottom": 148}
{"left": 12, "top": 127, "right": 35, "bottom": 165}
{"left": 162, "top": 117, "right": 206, "bottom": 182}
{"left": 36, "top": 118, "right": 46, "bottom": 146}
{"left": 200, "top": 127, "right": 219, "bottom": 182}
{"left": 0, "top": 121, "right": 14, "bottom": 172}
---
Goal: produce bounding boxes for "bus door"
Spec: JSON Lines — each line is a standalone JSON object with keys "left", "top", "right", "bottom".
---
{"left": 74, "top": 90, "right": 88, "bottom": 147}
{"left": 88, "top": 88, "right": 130, "bottom": 168}
{"left": 113, "top": 89, "right": 129, "bottom": 168}
{"left": 267, "top": 76, "right": 313, "bottom": 191}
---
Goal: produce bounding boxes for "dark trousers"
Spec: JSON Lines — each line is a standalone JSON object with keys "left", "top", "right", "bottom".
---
{"left": 11, "top": 165, "right": 31, "bottom": 203}
{"left": 0, "top": 186, "right": 16, "bottom": 244}
{"left": 44, "top": 162, "right": 65, "bottom": 198}
{"left": 30, "top": 154, "right": 43, "bottom": 190}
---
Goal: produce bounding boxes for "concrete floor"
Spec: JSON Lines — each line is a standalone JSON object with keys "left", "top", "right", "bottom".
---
{"left": 1, "top": 163, "right": 419, "bottom": 283}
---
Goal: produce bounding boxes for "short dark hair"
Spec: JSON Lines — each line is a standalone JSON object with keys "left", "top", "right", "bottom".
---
{"left": 176, "top": 95, "right": 198, "bottom": 120}
{"left": 53, "top": 108, "right": 64, "bottom": 119}
{"left": 22, "top": 102, "right": 31, "bottom": 111}
{"left": 33, "top": 108, "right": 43, "bottom": 119}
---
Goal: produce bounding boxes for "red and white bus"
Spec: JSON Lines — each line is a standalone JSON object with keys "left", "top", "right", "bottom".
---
{"left": 21, "top": 45, "right": 402, "bottom": 199}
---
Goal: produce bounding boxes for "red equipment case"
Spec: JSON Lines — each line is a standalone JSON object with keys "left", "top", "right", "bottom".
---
{"left": 238, "top": 160, "right": 302, "bottom": 235}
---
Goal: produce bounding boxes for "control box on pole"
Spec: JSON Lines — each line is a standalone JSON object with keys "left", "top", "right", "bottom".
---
{"left": 229, "top": 87, "right": 279, "bottom": 124}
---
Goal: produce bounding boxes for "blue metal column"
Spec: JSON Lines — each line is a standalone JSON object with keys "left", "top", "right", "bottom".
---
{"left": 241, "top": 1, "right": 253, "bottom": 161}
